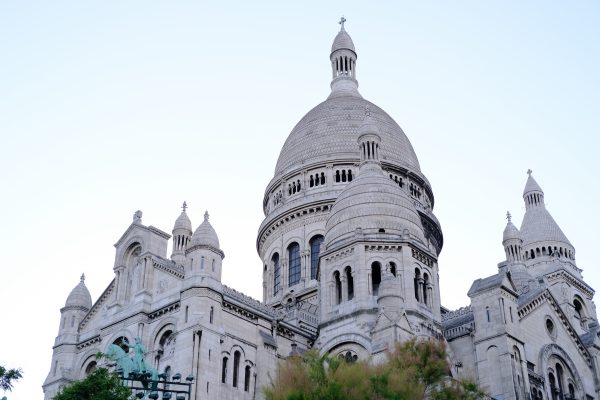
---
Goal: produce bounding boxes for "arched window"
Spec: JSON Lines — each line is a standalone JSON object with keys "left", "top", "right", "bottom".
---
{"left": 288, "top": 243, "right": 301, "bottom": 286}
{"left": 212, "top": 259, "right": 215, "bottom": 272}
{"left": 556, "top": 364, "right": 565, "bottom": 399}
{"left": 272, "top": 253, "right": 281, "bottom": 295}
{"left": 185, "top": 306, "right": 189, "bottom": 323}
{"left": 345, "top": 266, "right": 354, "bottom": 300}
{"left": 221, "top": 357, "right": 228, "bottom": 384}
{"left": 371, "top": 262, "right": 381, "bottom": 296}
{"left": 574, "top": 296, "right": 585, "bottom": 320}
{"left": 85, "top": 361, "right": 97, "bottom": 376}
{"left": 423, "top": 273, "right": 429, "bottom": 306}
{"left": 486, "top": 306, "right": 491, "bottom": 322}
{"left": 244, "top": 365, "right": 251, "bottom": 392}
{"left": 414, "top": 268, "right": 421, "bottom": 301}
{"left": 389, "top": 262, "right": 397, "bottom": 277}
{"left": 113, "top": 336, "right": 129, "bottom": 353}
{"left": 210, "top": 306, "right": 214, "bottom": 324}
{"left": 310, "top": 235, "right": 324, "bottom": 280}
{"left": 548, "top": 372, "right": 557, "bottom": 400}
{"left": 568, "top": 383, "right": 575, "bottom": 399}
{"left": 334, "top": 271, "right": 342, "bottom": 305}
{"left": 233, "top": 351, "right": 241, "bottom": 387}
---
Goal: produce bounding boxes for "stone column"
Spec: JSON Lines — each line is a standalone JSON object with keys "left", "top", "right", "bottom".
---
{"left": 341, "top": 275, "right": 348, "bottom": 302}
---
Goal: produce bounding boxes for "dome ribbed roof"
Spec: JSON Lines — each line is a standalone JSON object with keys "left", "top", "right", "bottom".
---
{"left": 174, "top": 210, "right": 192, "bottom": 232}
{"left": 191, "top": 212, "right": 220, "bottom": 248}
{"left": 503, "top": 220, "right": 521, "bottom": 242}
{"left": 325, "top": 164, "right": 425, "bottom": 249}
{"left": 65, "top": 275, "right": 92, "bottom": 309}
{"left": 520, "top": 207, "right": 572, "bottom": 248}
{"left": 274, "top": 97, "right": 421, "bottom": 176}
{"left": 331, "top": 30, "right": 355, "bottom": 54}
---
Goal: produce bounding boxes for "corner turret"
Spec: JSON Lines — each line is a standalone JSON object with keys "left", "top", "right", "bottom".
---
{"left": 171, "top": 201, "right": 192, "bottom": 264}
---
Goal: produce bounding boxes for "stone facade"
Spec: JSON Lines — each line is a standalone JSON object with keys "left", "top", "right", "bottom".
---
{"left": 44, "top": 22, "right": 600, "bottom": 400}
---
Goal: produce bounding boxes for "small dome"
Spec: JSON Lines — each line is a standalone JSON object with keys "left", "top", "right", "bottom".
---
{"left": 174, "top": 203, "right": 192, "bottom": 232}
{"left": 502, "top": 213, "right": 521, "bottom": 243}
{"left": 325, "top": 164, "right": 425, "bottom": 249}
{"left": 65, "top": 274, "right": 92, "bottom": 309}
{"left": 191, "top": 211, "right": 220, "bottom": 249}
{"left": 331, "top": 29, "right": 355, "bottom": 54}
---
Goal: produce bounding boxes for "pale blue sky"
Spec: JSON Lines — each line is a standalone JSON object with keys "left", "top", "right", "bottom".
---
{"left": 1, "top": 2, "right": 599, "bottom": 399}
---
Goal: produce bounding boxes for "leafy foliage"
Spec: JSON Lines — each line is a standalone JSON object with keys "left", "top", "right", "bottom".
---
{"left": 0, "top": 364, "right": 22, "bottom": 392}
{"left": 265, "top": 339, "right": 486, "bottom": 400}
{"left": 54, "top": 368, "right": 130, "bottom": 400}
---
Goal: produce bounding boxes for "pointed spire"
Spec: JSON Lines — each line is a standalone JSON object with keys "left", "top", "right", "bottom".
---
{"left": 80, "top": 273, "right": 85, "bottom": 283}
{"left": 329, "top": 18, "right": 360, "bottom": 98}
{"left": 523, "top": 170, "right": 545, "bottom": 210}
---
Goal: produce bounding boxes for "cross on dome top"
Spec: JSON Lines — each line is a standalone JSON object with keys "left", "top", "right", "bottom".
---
{"left": 527, "top": 169, "right": 532, "bottom": 176}
{"left": 204, "top": 211, "right": 210, "bottom": 221}
{"left": 182, "top": 201, "right": 188, "bottom": 212}
{"left": 506, "top": 211, "right": 512, "bottom": 222}
{"left": 80, "top": 273, "right": 85, "bottom": 283}
{"left": 339, "top": 16, "right": 346, "bottom": 31}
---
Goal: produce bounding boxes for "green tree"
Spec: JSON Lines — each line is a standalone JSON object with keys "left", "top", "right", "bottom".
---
{"left": 265, "top": 338, "right": 486, "bottom": 400}
{"left": 54, "top": 368, "right": 130, "bottom": 400}
{"left": 0, "top": 364, "right": 22, "bottom": 393}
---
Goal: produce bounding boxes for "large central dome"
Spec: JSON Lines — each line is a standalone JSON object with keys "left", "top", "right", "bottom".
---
{"left": 274, "top": 96, "right": 421, "bottom": 176}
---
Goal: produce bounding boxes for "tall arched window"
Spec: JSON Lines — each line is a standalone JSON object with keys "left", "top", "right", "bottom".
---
{"left": 334, "top": 271, "right": 342, "bottom": 305}
{"left": 423, "top": 273, "right": 429, "bottom": 306}
{"left": 288, "top": 242, "right": 301, "bottom": 286}
{"left": 244, "top": 365, "right": 251, "bottom": 392}
{"left": 210, "top": 306, "right": 214, "bottom": 324}
{"left": 556, "top": 364, "right": 565, "bottom": 399}
{"left": 345, "top": 266, "right": 354, "bottom": 300}
{"left": 272, "top": 253, "right": 281, "bottom": 296}
{"left": 548, "top": 373, "right": 557, "bottom": 400}
{"left": 221, "top": 357, "right": 228, "bottom": 384}
{"left": 574, "top": 296, "right": 585, "bottom": 320}
{"left": 233, "top": 351, "right": 241, "bottom": 388}
{"left": 414, "top": 268, "right": 421, "bottom": 301}
{"left": 310, "top": 235, "right": 324, "bottom": 280}
{"left": 371, "top": 262, "right": 381, "bottom": 296}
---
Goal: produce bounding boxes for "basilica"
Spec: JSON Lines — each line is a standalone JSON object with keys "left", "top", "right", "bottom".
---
{"left": 43, "top": 21, "right": 600, "bottom": 400}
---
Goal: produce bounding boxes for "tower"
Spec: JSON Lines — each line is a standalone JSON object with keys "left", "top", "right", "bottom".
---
{"left": 43, "top": 275, "right": 92, "bottom": 399}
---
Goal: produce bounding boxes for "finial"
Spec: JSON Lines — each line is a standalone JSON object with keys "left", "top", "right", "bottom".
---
{"left": 527, "top": 169, "right": 532, "bottom": 176}
{"left": 80, "top": 273, "right": 85, "bottom": 283}
{"left": 506, "top": 211, "right": 512, "bottom": 223}
{"left": 133, "top": 210, "right": 143, "bottom": 223}
{"left": 204, "top": 211, "right": 209, "bottom": 221}
{"left": 339, "top": 16, "right": 346, "bottom": 31}
{"left": 182, "top": 201, "right": 188, "bottom": 212}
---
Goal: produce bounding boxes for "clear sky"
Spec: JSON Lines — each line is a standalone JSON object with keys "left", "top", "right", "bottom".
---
{"left": 1, "top": 1, "right": 599, "bottom": 399}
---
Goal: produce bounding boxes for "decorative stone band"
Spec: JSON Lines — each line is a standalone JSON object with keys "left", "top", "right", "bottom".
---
{"left": 257, "top": 202, "right": 333, "bottom": 250}
{"left": 148, "top": 301, "right": 180, "bottom": 320}
{"left": 411, "top": 247, "right": 434, "bottom": 267}
{"left": 76, "top": 335, "right": 102, "bottom": 350}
